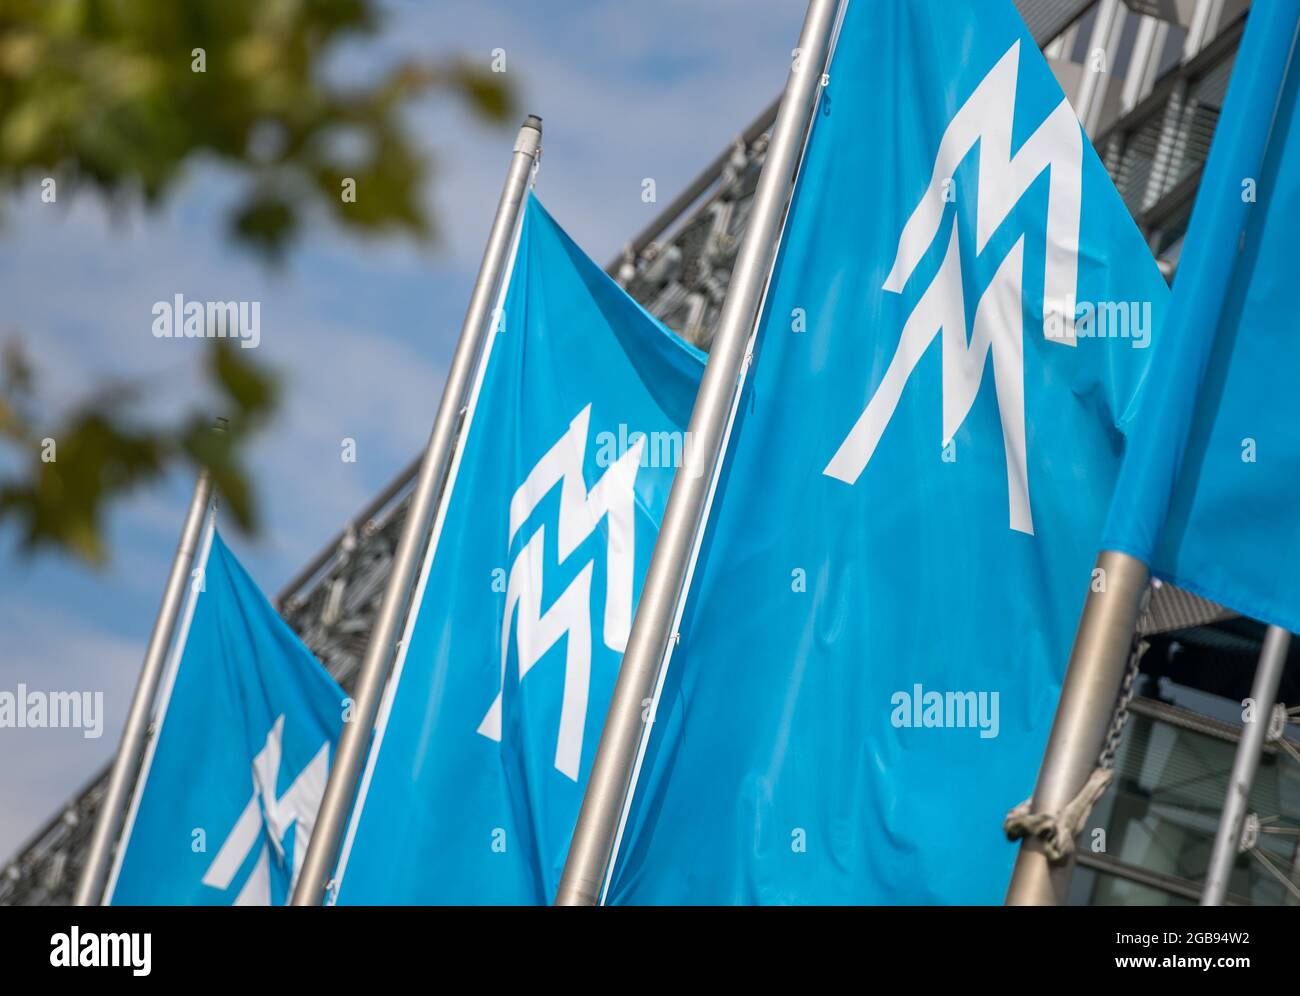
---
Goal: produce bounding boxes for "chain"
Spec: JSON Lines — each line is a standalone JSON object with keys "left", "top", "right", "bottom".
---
{"left": 1096, "top": 581, "right": 1155, "bottom": 771}
{"left": 1098, "top": 633, "right": 1149, "bottom": 771}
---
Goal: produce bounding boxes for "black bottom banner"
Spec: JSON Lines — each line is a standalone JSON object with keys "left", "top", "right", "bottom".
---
{"left": 0, "top": 904, "right": 1280, "bottom": 982}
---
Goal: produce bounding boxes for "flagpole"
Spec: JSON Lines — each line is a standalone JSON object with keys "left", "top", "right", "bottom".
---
{"left": 1004, "top": 550, "right": 1149, "bottom": 906}
{"left": 1007, "top": 0, "right": 1300, "bottom": 909}
{"left": 1201, "top": 624, "right": 1292, "bottom": 906}
{"left": 290, "top": 114, "right": 543, "bottom": 907}
{"left": 74, "top": 462, "right": 216, "bottom": 905}
{"left": 554, "top": 0, "right": 840, "bottom": 907}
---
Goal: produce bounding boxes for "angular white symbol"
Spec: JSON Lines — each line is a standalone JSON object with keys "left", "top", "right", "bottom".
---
{"left": 478, "top": 404, "right": 643, "bottom": 781}
{"left": 201, "top": 715, "right": 329, "bottom": 905}
{"left": 824, "top": 40, "right": 1082, "bottom": 534}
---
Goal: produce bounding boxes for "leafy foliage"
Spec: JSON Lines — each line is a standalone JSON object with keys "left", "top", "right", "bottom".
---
{"left": 0, "top": 0, "right": 515, "bottom": 563}
{"left": 0, "top": 0, "right": 514, "bottom": 257}
{"left": 0, "top": 341, "right": 277, "bottom": 564}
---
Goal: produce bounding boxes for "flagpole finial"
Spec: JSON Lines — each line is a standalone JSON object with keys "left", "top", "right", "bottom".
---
{"left": 554, "top": 0, "right": 842, "bottom": 908}
{"left": 290, "top": 97, "right": 545, "bottom": 908}
{"left": 72, "top": 454, "right": 218, "bottom": 905}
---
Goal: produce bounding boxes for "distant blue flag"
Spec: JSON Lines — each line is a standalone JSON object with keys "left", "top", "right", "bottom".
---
{"left": 334, "top": 194, "right": 704, "bottom": 903}
{"left": 1101, "top": 1, "right": 1300, "bottom": 632}
{"left": 606, "top": 0, "right": 1167, "bottom": 903}
{"left": 107, "top": 524, "right": 345, "bottom": 905}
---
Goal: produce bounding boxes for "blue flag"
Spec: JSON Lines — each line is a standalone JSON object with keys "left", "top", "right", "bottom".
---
{"left": 334, "top": 195, "right": 704, "bottom": 903}
{"left": 1101, "top": 1, "right": 1300, "bottom": 632}
{"left": 606, "top": 0, "right": 1167, "bottom": 903}
{"left": 107, "top": 523, "right": 346, "bottom": 905}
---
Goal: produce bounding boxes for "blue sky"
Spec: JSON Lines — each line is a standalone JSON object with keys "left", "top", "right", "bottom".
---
{"left": 0, "top": 0, "right": 802, "bottom": 860}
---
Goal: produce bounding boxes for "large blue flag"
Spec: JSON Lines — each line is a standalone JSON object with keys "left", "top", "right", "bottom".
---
{"left": 606, "top": 0, "right": 1167, "bottom": 903}
{"left": 1101, "top": 0, "right": 1300, "bottom": 632}
{"left": 334, "top": 195, "right": 704, "bottom": 903}
{"left": 107, "top": 523, "right": 346, "bottom": 905}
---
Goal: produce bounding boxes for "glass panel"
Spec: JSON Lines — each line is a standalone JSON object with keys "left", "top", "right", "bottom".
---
{"left": 1069, "top": 863, "right": 1195, "bottom": 905}
{"left": 1074, "top": 707, "right": 1300, "bottom": 904}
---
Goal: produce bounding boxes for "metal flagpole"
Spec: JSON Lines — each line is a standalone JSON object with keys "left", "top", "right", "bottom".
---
{"left": 290, "top": 114, "right": 543, "bottom": 907}
{"left": 74, "top": 462, "right": 216, "bottom": 905}
{"left": 554, "top": 0, "right": 840, "bottom": 907}
{"left": 1008, "top": 0, "right": 1300, "bottom": 908}
{"left": 1201, "top": 624, "right": 1292, "bottom": 906}
{"left": 1005, "top": 550, "right": 1150, "bottom": 906}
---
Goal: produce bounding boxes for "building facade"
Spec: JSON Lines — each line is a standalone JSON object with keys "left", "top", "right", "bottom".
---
{"left": 3, "top": 0, "right": 1295, "bottom": 907}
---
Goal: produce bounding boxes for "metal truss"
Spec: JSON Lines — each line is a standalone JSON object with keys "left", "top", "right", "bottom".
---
{"left": 0, "top": 0, "right": 1250, "bottom": 905}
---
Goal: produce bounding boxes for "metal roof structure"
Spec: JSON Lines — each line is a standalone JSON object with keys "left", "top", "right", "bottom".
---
{"left": 1, "top": 0, "right": 1279, "bottom": 906}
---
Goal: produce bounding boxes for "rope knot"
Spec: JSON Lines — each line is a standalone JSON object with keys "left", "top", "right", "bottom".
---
{"left": 1004, "top": 767, "right": 1114, "bottom": 862}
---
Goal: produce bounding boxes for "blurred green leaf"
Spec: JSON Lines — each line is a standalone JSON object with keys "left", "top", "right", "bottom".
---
{"left": 447, "top": 62, "right": 515, "bottom": 123}
{"left": 0, "top": 0, "right": 516, "bottom": 564}
{"left": 210, "top": 338, "right": 277, "bottom": 425}
{"left": 0, "top": 0, "right": 516, "bottom": 257}
{"left": 0, "top": 410, "right": 165, "bottom": 564}
{"left": 0, "top": 339, "right": 277, "bottom": 564}
{"left": 229, "top": 192, "right": 297, "bottom": 261}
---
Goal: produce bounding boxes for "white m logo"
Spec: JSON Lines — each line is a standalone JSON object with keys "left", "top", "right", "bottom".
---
{"left": 477, "top": 404, "right": 642, "bottom": 780}
{"left": 201, "top": 715, "right": 329, "bottom": 905}
{"left": 823, "top": 40, "right": 1082, "bottom": 534}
